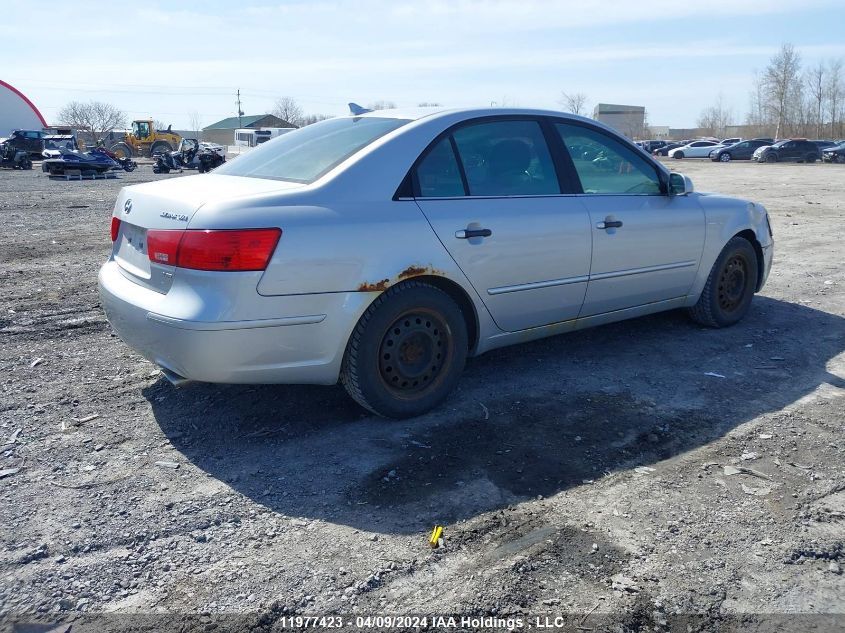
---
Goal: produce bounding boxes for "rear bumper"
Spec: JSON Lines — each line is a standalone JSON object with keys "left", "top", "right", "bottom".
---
{"left": 98, "top": 260, "right": 371, "bottom": 385}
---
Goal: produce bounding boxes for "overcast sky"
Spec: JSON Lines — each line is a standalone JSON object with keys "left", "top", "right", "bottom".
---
{"left": 4, "top": 0, "right": 845, "bottom": 130}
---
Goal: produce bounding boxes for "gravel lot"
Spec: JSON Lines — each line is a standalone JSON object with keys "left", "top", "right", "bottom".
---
{"left": 1, "top": 159, "right": 843, "bottom": 632}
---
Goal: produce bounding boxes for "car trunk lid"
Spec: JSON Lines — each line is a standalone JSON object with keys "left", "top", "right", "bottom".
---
{"left": 111, "top": 174, "right": 302, "bottom": 293}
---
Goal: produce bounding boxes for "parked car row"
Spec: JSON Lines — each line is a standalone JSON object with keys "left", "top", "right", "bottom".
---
{"left": 822, "top": 142, "right": 845, "bottom": 163}
{"left": 639, "top": 136, "right": 845, "bottom": 165}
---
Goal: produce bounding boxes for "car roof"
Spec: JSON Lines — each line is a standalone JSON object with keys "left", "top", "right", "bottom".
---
{"left": 349, "top": 106, "right": 598, "bottom": 125}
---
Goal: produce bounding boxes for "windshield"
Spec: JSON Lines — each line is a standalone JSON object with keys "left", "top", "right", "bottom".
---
{"left": 215, "top": 116, "right": 411, "bottom": 183}
{"left": 772, "top": 140, "right": 788, "bottom": 148}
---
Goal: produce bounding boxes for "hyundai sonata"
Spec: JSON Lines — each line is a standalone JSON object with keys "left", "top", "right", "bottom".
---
{"left": 99, "top": 107, "right": 774, "bottom": 418}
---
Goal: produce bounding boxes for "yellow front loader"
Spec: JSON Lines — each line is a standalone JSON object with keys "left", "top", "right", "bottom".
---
{"left": 110, "top": 119, "right": 182, "bottom": 158}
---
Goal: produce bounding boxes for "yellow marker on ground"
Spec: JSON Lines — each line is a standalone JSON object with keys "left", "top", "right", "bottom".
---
{"left": 429, "top": 525, "right": 443, "bottom": 548}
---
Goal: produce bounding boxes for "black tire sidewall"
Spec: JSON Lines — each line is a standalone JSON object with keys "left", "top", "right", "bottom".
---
{"left": 349, "top": 285, "right": 468, "bottom": 418}
{"left": 705, "top": 239, "right": 759, "bottom": 327}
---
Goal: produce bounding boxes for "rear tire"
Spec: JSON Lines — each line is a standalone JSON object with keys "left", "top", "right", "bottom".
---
{"left": 150, "top": 141, "right": 172, "bottom": 157}
{"left": 341, "top": 281, "right": 468, "bottom": 419}
{"left": 688, "top": 237, "right": 758, "bottom": 328}
{"left": 110, "top": 142, "right": 133, "bottom": 159}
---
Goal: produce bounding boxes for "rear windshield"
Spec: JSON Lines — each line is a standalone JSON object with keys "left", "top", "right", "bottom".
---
{"left": 214, "top": 116, "right": 410, "bottom": 183}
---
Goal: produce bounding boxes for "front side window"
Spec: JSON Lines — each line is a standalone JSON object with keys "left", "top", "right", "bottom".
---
{"left": 415, "top": 137, "right": 464, "bottom": 197}
{"left": 451, "top": 120, "right": 559, "bottom": 196}
{"left": 215, "top": 116, "right": 410, "bottom": 183}
{"left": 556, "top": 123, "right": 662, "bottom": 195}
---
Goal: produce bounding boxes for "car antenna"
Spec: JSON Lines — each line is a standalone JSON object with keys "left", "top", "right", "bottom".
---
{"left": 348, "top": 102, "right": 373, "bottom": 115}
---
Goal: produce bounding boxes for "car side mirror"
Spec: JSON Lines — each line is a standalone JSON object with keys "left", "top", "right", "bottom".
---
{"left": 669, "top": 172, "right": 694, "bottom": 196}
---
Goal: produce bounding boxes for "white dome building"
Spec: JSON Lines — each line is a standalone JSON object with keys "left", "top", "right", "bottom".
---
{"left": 0, "top": 80, "right": 47, "bottom": 136}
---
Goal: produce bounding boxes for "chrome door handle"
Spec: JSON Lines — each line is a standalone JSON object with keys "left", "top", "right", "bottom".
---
{"left": 455, "top": 228, "right": 492, "bottom": 239}
{"left": 596, "top": 220, "right": 623, "bottom": 230}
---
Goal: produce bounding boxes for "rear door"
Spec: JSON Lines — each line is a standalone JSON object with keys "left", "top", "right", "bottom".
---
{"left": 780, "top": 141, "right": 799, "bottom": 161}
{"left": 413, "top": 118, "right": 592, "bottom": 332}
{"left": 553, "top": 121, "right": 705, "bottom": 316}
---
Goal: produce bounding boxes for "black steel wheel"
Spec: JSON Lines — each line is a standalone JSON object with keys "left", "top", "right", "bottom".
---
{"left": 688, "top": 236, "right": 759, "bottom": 328}
{"left": 378, "top": 309, "right": 450, "bottom": 396}
{"left": 716, "top": 254, "right": 749, "bottom": 313}
{"left": 341, "top": 281, "right": 468, "bottom": 418}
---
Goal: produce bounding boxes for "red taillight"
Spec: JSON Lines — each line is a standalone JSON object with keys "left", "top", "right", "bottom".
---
{"left": 110, "top": 217, "right": 121, "bottom": 242}
{"left": 147, "top": 229, "right": 182, "bottom": 265}
{"left": 146, "top": 228, "right": 281, "bottom": 271}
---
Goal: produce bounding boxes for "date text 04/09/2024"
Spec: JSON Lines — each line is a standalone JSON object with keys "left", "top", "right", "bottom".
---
{"left": 276, "top": 615, "right": 532, "bottom": 629}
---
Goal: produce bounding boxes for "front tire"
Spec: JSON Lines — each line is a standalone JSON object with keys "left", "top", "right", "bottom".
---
{"left": 341, "top": 281, "right": 468, "bottom": 418}
{"left": 673, "top": 151, "right": 684, "bottom": 159}
{"left": 110, "top": 142, "right": 133, "bottom": 159}
{"left": 688, "top": 237, "right": 758, "bottom": 328}
{"left": 719, "top": 153, "right": 732, "bottom": 162}
{"left": 765, "top": 153, "right": 777, "bottom": 163}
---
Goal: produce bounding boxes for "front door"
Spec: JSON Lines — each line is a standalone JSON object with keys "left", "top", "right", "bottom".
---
{"left": 554, "top": 121, "right": 706, "bottom": 316}
{"left": 413, "top": 119, "right": 592, "bottom": 332}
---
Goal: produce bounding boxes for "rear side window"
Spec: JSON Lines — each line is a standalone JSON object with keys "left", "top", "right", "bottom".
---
{"left": 215, "top": 116, "right": 410, "bottom": 184}
{"left": 415, "top": 137, "right": 465, "bottom": 197}
{"left": 451, "top": 120, "right": 559, "bottom": 196}
{"left": 556, "top": 123, "right": 662, "bottom": 195}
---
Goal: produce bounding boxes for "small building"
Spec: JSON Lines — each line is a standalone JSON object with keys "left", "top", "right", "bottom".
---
{"left": 201, "top": 114, "right": 294, "bottom": 146}
{"left": 0, "top": 79, "right": 47, "bottom": 137}
{"left": 593, "top": 103, "right": 645, "bottom": 139}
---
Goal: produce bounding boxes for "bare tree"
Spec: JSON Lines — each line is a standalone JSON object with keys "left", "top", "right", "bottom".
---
{"left": 417, "top": 102, "right": 442, "bottom": 107}
{"left": 745, "top": 70, "right": 770, "bottom": 137}
{"left": 805, "top": 63, "right": 825, "bottom": 138}
{"left": 57, "top": 100, "right": 126, "bottom": 145}
{"left": 300, "top": 113, "right": 333, "bottom": 126}
{"left": 827, "top": 59, "right": 844, "bottom": 138}
{"left": 367, "top": 100, "right": 397, "bottom": 111}
{"left": 697, "top": 94, "right": 733, "bottom": 138}
{"left": 559, "top": 92, "right": 588, "bottom": 116}
{"left": 272, "top": 96, "right": 304, "bottom": 127}
{"left": 188, "top": 111, "right": 203, "bottom": 139}
{"left": 762, "top": 43, "right": 802, "bottom": 139}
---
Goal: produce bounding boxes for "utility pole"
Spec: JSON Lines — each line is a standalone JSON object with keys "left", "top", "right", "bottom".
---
{"left": 236, "top": 89, "right": 244, "bottom": 129}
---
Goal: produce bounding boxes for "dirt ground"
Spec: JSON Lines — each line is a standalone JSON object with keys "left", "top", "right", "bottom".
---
{"left": 0, "top": 159, "right": 843, "bottom": 632}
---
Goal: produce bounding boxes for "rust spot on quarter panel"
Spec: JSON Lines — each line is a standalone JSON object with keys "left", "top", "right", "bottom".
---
{"left": 358, "top": 279, "right": 390, "bottom": 292}
{"left": 358, "top": 265, "right": 447, "bottom": 292}
{"left": 398, "top": 265, "right": 429, "bottom": 280}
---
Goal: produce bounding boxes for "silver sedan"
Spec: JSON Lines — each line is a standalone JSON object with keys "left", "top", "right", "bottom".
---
{"left": 99, "top": 107, "right": 774, "bottom": 418}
